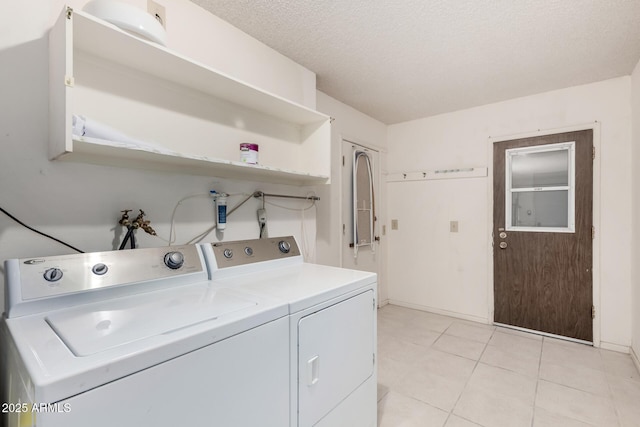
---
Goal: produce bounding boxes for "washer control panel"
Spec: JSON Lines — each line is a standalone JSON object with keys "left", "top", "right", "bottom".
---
{"left": 15, "top": 245, "right": 204, "bottom": 301}
{"left": 210, "top": 236, "right": 300, "bottom": 268}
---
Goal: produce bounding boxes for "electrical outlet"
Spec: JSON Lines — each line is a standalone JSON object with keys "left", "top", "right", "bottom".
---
{"left": 147, "top": 0, "right": 166, "bottom": 29}
{"left": 450, "top": 221, "right": 459, "bottom": 233}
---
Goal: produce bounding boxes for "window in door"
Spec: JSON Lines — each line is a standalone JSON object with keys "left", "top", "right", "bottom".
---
{"left": 505, "top": 141, "right": 575, "bottom": 232}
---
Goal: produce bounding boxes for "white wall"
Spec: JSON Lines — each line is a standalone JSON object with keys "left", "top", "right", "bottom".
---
{"left": 315, "top": 91, "right": 388, "bottom": 301}
{"left": 387, "top": 77, "right": 633, "bottom": 348}
{"left": 0, "top": 1, "right": 319, "bottom": 311}
{"left": 631, "top": 59, "right": 640, "bottom": 362}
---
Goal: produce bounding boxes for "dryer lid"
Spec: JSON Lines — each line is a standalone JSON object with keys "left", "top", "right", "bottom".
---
{"left": 46, "top": 285, "right": 257, "bottom": 356}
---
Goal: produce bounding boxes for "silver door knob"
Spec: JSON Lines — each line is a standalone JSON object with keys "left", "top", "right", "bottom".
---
{"left": 499, "top": 242, "right": 508, "bottom": 249}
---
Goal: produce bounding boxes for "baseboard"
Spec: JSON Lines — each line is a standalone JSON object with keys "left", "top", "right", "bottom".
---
{"left": 387, "top": 299, "right": 490, "bottom": 325}
{"left": 600, "top": 341, "right": 631, "bottom": 353}
{"left": 631, "top": 346, "right": 640, "bottom": 375}
{"left": 377, "top": 299, "right": 389, "bottom": 308}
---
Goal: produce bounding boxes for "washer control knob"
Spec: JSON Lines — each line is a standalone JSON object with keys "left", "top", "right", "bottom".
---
{"left": 92, "top": 263, "right": 108, "bottom": 275}
{"left": 244, "top": 247, "right": 253, "bottom": 256}
{"left": 223, "top": 249, "right": 234, "bottom": 259}
{"left": 43, "top": 267, "right": 63, "bottom": 282}
{"left": 164, "top": 251, "right": 185, "bottom": 269}
{"left": 278, "top": 240, "right": 291, "bottom": 254}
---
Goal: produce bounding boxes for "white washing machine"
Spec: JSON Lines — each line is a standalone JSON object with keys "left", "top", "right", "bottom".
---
{"left": 202, "top": 236, "right": 378, "bottom": 427}
{"left": 1, "top": 245, "right": 290, "bottom": 427}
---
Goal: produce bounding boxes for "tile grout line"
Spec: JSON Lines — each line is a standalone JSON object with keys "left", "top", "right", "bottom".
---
{"left": 536, "top": 338, "right": 619, "bottom": 427}
{"left": 530, "top": 336, "right": 546, "bottom": 427}
{"left": 443, "top": 325, "right": 496, "bottom": 426}
{"left": 439, "top": 323, "right": 454, "bottom": 427}
{"left": 599, "top": 347, "right": 625, "bottom": 427}
{"left": 539, "top": 340, "right": 623, "bottom": 397}
{"left": 378, "top": 310, "right": 460, "bottom": 425}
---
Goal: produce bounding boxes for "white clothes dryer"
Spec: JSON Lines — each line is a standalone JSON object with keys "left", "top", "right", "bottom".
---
{"left": 202, "top": 236, "right": 378, "bottom": 427}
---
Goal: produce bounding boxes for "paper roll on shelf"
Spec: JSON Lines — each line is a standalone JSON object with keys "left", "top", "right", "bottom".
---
{"left": 72, "top": 114, "right": 167, "bottom": 152}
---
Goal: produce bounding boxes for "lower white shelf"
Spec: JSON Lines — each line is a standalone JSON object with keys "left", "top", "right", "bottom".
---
{"left": 55, "top": 136, "right": 329, "bottom": 185}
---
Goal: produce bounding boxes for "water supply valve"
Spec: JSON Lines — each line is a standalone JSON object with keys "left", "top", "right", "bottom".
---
{"left": 117, "top": 209, "right": 157, "bottom": 249}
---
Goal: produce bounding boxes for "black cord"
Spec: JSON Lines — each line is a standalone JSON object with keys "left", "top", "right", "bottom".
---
{"left": 118, "top": 227, "right": 134, "bottom": 250}
{"left": 0, "top": 205, "right": 84, "bottom": 253}
{"left": 130, "top": 228, "right": 136, "bottom": 249}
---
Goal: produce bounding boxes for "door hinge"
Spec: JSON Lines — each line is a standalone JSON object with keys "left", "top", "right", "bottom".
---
{"left": 592, "top": 305, "right": 596, "bottom": 319}
{"left": 342, "top": 223, "right": 346, "bottom": 235}
{"left": 342, "top": 155, "right": 345, "bottom": 166}
{"left": 373, "top": 298, "right": 376, "bottom": 310}
{"left": 592, "top": 146, "right": 595, "bottom": 160}
{"left": 592, "top": 226, "right": 595, "bottom": 240}
{"left": 66, "top": 6, "right": 73, "bottom": 19}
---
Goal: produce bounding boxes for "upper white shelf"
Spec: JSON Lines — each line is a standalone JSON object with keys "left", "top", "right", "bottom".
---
{"left": 72, "top": 9, "right": 327, "bottom": 127}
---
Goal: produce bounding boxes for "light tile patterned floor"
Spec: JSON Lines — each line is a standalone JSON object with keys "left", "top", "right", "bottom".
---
{"left": 377, "top": 304, "right": 640, "bottom": 427}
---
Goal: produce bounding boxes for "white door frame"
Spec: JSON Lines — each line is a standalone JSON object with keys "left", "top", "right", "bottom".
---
{"left": 486, "top": 122, "right": 602, "bottom": 347}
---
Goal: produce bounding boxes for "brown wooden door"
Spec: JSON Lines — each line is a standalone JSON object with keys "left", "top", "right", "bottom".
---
{"left": 493, "top": 130, "right": 593, "bottom": 341}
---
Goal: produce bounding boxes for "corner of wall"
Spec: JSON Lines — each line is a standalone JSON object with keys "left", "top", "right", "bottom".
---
{"left": 631, "top": 57, "right": 640, "bottom": 360}
{"left": 632, "top": 345, "right": 640, "bottom": 375}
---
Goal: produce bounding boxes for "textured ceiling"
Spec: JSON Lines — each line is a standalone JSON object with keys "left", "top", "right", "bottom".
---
{"left": 190, "top": 0, "right": 640, "bottom": 124}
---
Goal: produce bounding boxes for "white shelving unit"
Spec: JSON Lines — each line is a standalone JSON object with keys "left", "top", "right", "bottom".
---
{"left": 49, "top": 6, "right": 331, "bottom": 185}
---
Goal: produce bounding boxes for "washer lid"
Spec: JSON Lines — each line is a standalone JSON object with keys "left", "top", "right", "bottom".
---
{"left": 46, "top": 286, "right": 256, "bottom": 356}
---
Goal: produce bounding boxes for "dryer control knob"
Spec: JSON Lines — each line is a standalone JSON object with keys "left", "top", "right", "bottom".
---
{"left": 278, "top": 240, "right": 291, "bottom": 254}
{"left": 164, "top": 251, "right": 185, "bottom": 269}
{"left": 43, "top": 267, "right": 63, "bottom": 282}
{"left": 223, "top": 248, "right": 233, "bottom": 259}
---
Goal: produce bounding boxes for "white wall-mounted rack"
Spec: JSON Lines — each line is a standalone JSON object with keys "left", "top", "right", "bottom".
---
{"left": 49, "top": 6, "right": 331, "bottom": 185}
{"left": 386, "top": 167, "right": 488, "bottom": 182}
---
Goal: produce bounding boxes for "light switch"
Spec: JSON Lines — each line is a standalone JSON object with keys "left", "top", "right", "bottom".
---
{"left": 391, "top": 219, "right": 398, "bottom": 230}
{"left": 450, "top": 221, "right": 459, "bottom": 233}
